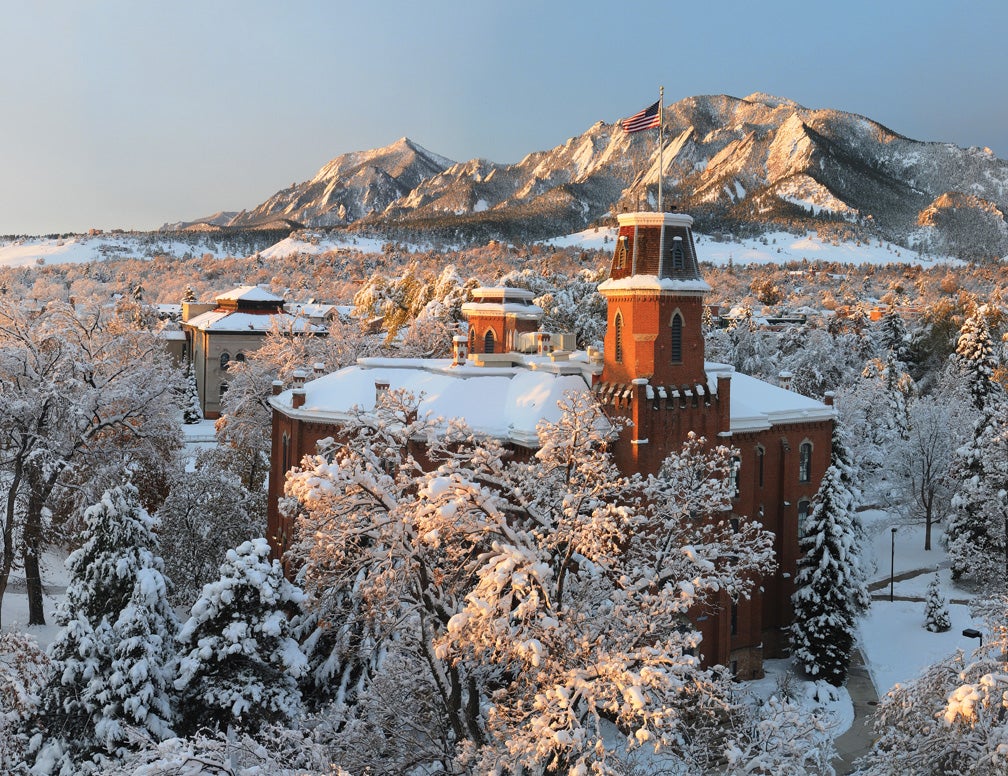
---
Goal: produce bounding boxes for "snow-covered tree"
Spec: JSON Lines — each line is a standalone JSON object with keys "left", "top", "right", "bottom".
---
{"left": 791, "top": 441, "right": 869, "bottom": 685}
{"left": 924, "top": 574, "right": 951, "bottom": 633}
{"left": 0, "top": 303, "right": 182, "bottom": 626}
{"left": 286, "top": 390, "right": 777, "bottom": 773}
{"left": 173, "top": 538, "right": 307, "bottom": 736}
{"left": 723, "top": 694, "right": 837, "bottom": 776}
{"left": 27, "top": 485, "right": 177, "bottom": 774}
{"left": 855, "top": 597, "right": 1008, "bottom": 775}
{"left": 896, "top": 393, "right": 965, "bottom": 551}
{"left": 181, "top": 368, "right": 202, "bottom": 424}
{"left": 0, "top": 632, "right": 51, "bottom": 772}
{"left": 156, "top": 456, "right": 264, "bottom": 607}
{"left": 955, "top": 304, "right": 1003, "bottom": 413}
{"left": 944, "top": 396, "right": 1008, "bottom": 585}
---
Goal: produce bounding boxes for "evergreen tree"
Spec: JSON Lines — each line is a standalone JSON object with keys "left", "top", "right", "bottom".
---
{"left": 945, "top": 398, "right": 1008, "bottom": 584}
{"left": 791, "top": 463, "right": 863, "bottom": 686}
{"left": 182, "top": 367, "right": 203, "bottom": 424}
{"left": 27, "top": 485, "right": 177, "bottom": 774}
{"left": 956, "top": 304, "right": 1003, "bottom": 413}
{"left": 173, "top": 538, "right": 307, "bottom": 736}
{"left": 878, "top": 310, "right": 909, "bottom": 362}
{"left": 924, "top": 574, "right": 951, "bottom": 632}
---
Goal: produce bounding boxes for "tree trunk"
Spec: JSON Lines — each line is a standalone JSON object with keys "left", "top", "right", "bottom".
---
{"left": 24, "top": 491, "right": 46, "bottom": 626}
{"left": 924, "top": 488, "right": 933, "bottom": 551}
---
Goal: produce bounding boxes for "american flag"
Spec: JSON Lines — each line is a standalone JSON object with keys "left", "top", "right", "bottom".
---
{"left": 621, "top": 100, "right": 660, "bottom": 133}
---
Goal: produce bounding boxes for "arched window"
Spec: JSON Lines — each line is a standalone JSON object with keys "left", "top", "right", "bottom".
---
{"left": 469, "top": 327, "right": 475, "bottom": 352}
{"left": 484, "top": 328, "right": 496, "bottom": 354}
{"left": 732, "top": 455, "right": 741, "bottom": 498}
{"left": 797, "top": 499, "right": 811, "bottom": 536}
{"left": 219, "top": 351, "right": 231, "bottom": 370}
{"left": 756, "top": 445, "right": 765, "bottom": 488}
{"left": 219, "top": 381, "right": 228, "bottom": 400}
{"left": 614, "top": 312, "right": 624, "bottom": 363}
{"left": 235, "top": 352, "right": 246, "bottom": 363}
{"left": 616, "top": 238, "right": 628, "bottom": 269}
{"left": 672, "top": 243, "right": 685, "bottom": 269}
{"left": 670, "top": 313, "right": 683, "bottom": 363}
{"left": 281, "top": 431, "right": 290, "bottom": 474}
{"left": 799, "top": 441, "right": 812, "bottom": 482}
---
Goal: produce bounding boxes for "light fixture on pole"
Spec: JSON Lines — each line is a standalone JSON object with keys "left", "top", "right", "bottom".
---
{"left": 963, "top": 628, "right": 983, "bottom": 649}
{"left": 890, "top": 527, "right": 897, "bottom": 603}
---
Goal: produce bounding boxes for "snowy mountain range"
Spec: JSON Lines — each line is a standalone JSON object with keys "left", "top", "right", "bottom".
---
{"left": 173, "top": 93, "right": 1008, "bottom": 259}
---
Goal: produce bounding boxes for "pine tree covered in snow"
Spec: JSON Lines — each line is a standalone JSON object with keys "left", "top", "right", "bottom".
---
{"left": 0, "top": 632, "right": 51, "bottom": 772}
{"left": 173, "top": 538, "right": 307, "bottom": 737}
{"left": 955, "top": 304, "right": 1003, "bottom": 414}
{"left": 27, "top": 484, "right": 177, "bottom": 774}
{"left": 791, "top": 457, "right": 865, "bottom": 685}
{"left": 286, "top": 390, "right": 778, "bottom": 774}
{"left": 181, "top": 368, "right": 202, "bottom": 424}
{"left": 923, "top": 574, "right": 951, "bottom": 632}
{"left": 944, "top": 396, "right": 1008, "bottom": 584}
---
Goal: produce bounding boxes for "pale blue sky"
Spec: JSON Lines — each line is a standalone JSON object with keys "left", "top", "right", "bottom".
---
{"left": 2, "top": 0, "right": 1006, "bottom": 234}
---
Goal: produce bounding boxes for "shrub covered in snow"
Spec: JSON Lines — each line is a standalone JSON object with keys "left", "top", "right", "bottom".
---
{"left": 924, "top": 574, "right": 951, "bottom": 633}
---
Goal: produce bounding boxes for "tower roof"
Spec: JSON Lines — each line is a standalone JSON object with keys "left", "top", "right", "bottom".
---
{"left": 601, "top": 211, "right": 709, "bottom": 294}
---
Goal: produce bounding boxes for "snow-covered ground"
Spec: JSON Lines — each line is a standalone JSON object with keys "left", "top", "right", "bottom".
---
{"left": 547, "top": 226, "right": 961, "bottom": 267}
{"left": 858, "top": 511, "right": 984, "bottom": 697}
{"left": 1, "top": 226, "right": 961, "bottom": 269}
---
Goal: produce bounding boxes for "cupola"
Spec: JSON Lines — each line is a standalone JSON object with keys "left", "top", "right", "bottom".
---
{"left": 461, "top": 287, "right": 543, "bottom": 354}
{"left": 597, "top": 211, "right": 710, "bottom": 386}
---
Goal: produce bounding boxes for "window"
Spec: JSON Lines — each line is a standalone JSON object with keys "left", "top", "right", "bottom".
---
{"left": 469, "top": 327, "right": 475, "bottom": 352}
{"left": 799, "top": 441, "right": 812, "bottom": 482}
{"left": 672, "top": 243, "right": 685, "bottom": 269}
{"left": 670, "top": 313, "right": 683, "bottom": 363}
{"left": 756, "top": 445, "right": 765, "bottom": 488}
{"left": 730, "top": 603, "right": 738, "bottom": 636}
{"left": 732, "top": 455, "right": 741, "bottom": 498}
{"left": 614, "top": 312, "right": 624, "bottom": 363}
{"left": 797, "top": 499, "right": 811, "bottom": 536}
{"left": 281, "top": 432, "right": 290, "bottom": 474}
{"left": 219, "top": 351, "right": 231, "bottom": 370}
{"left": 219, "top": 381, "right": 228, "bottom": 400}
{"left": 235, "top": 352, "right": 246, "bottom": 363}
{"left": 484, "top": 328, "right": 496, "bottom": 354}
{"left": 616, "top": 238, "right": 628, "bottom": 269}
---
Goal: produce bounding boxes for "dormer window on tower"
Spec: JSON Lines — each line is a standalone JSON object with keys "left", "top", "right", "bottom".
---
{"left": 672, "top": 236, "right": 685, "bottom": 269}
{"left": 616, "top": 237, "right": 628, "bottom": 270}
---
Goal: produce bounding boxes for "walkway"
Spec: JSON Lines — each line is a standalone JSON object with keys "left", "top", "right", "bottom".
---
{"left": 834, "top": 563, "right": 962, "bottom": 773}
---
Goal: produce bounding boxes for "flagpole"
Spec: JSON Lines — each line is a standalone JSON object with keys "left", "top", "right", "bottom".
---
{"left": 657, "top": 85, "right": 664, "bottom": 213}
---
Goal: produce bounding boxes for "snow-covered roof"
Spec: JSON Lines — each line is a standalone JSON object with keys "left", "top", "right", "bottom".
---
{"left": 597, "top": 275, "right": 711, "bottom": 294}
{"left": 271, "top": 356, "right": 596, "bottom": 447}
{"left": 216, "top": 285, "right": 284, "bottom": 303}
{"left": 704, "top": 362, "right": 836, "bottom": 432}
{"left": 460, "top": 301, "right": 544, "bottom": 319}
{"left": 184, "top": 310, "right": 320, "bottom": 333}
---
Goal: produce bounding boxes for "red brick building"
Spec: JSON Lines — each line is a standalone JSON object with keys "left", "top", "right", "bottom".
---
{"left": 267, "top": 209, "right": 835, "bottom": 677}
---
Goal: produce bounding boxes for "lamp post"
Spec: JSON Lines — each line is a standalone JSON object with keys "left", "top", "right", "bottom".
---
{"left": 890, "top": 527, "right": 897, "bottom": 602}
{"left": 963, "top": 628, "right": 983, "bottom": 649}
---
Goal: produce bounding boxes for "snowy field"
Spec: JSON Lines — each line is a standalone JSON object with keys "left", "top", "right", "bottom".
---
{"left": 857, "top": 511, "right": 984, "bottom": 697}
{"left": 1, "top": 226, "right": 961, "bottom": 269}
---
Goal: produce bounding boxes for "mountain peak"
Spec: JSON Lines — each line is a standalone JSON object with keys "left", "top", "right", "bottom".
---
{"left": 743, "top": 92, "right": 803, "bottom": 110}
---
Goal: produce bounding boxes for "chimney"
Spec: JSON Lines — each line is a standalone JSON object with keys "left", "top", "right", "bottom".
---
{"left": 271, "top": 379, "right": 284, "bottom": 396}
{"left": 452, "top": 334, "right": 469, "bottom": 366}
{"left": 292, "top": 388, "right": 306, "bottom": 409}
{"left": 778, "top": 370, "right": 794, "bottom": 391}
{"left": 375, "top": 380, "right": 390, "bottom": 404}
{"left": 313, "top": 362, "right": 326, "bottom": 377}
{"left": 823, "top": 390, "right": 835, "bottom": 407}
{"left": 536, "top": 331, "right": 552, "bottom": 355}
{"left": 292, "top": 369, "right": 307, "bottom": 388}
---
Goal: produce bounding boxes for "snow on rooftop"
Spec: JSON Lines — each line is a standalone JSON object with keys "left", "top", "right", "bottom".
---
{"left": 705, "top": 362, "right": 835, "bottom": 431}
{"left": 597, "top": 276, "right": 711, "bottom": 294}
{"left": 216, "top": 285, "right": 284, "bottom": 302}
{"left": 184, "top": 310, "right": 319, "bottom": 333}
{"left": 272, "top": 358, "right": 593, "bottom": 446}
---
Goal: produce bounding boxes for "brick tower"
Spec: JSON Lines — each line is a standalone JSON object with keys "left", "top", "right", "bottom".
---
{"left": 596, "top": 211, "right": 730, "bottom": 474}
